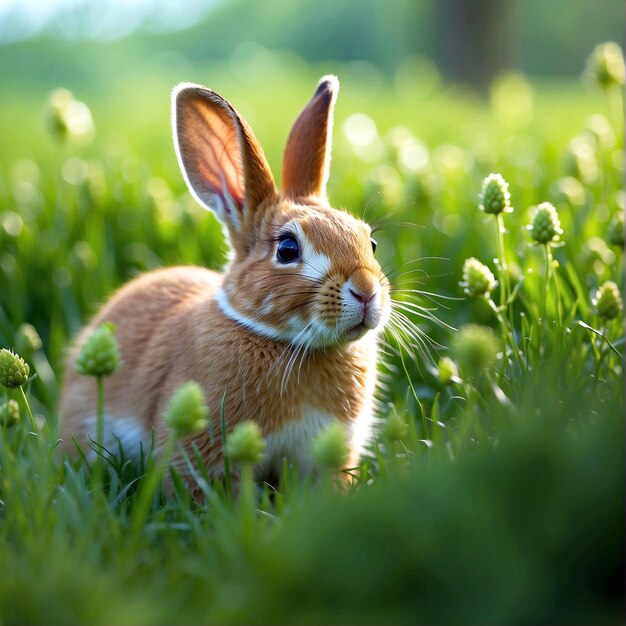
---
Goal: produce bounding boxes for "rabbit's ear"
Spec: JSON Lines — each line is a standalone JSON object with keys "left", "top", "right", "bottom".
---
{"left": 172, "top": 83, "right": 277, "bottom": 251}
{"left": 282, "top": 75, "right": 339, "bottom": 200}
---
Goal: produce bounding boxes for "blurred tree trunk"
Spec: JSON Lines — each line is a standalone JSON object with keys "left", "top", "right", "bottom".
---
{"left": 435, "top": 0, "right": 522, "bottom": 90}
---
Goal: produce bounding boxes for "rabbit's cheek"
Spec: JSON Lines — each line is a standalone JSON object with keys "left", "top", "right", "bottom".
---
{"left": 259, "top": 294, "right": 274, "bottom": 316}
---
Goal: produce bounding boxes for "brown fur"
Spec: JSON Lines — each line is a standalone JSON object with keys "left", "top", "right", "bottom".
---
{"left": 59, "top": 76, "right": 390, "bottom": 486}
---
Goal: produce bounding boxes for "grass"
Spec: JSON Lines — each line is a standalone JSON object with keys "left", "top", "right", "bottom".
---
{"left": 0, "top": 53, "right": 623, "bottom": 624}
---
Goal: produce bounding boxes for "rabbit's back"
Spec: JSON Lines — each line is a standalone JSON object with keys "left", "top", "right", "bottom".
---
{"left": 59, "top": 266, "right": 222, "bottom": 455}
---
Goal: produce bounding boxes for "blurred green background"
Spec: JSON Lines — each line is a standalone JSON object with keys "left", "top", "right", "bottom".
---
{"left": 0, "top": 0, "right": 623, "bottom": 377}
{"left": 0, "top": 1, "right": 623, "bottom": 624}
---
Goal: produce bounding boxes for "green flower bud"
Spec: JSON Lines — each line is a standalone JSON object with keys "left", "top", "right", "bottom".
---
{"left": 383, "top": 414, "right": 408, "bottom": 442}
{"left": 0, "top": 399, "right": 20, "bottom": 428}
{"left": 563, "top": 136, "right": 599, "bottom": 183}
{"left": 460, "top": 257, "right": 497, "bottom": 297}
{"left": 225, "top": 421, "right": 266, "bottom": 465}
{"left": 74, "top": 322, "right": 121, "bottom": 377}
{"left": 164, "top": 381, "right": 209, "bottom": 438}
{"left": 46, "top": 88, "right": 73, "bottom": 140}
{"left": 593, "top": 281, "right": 623, "bottom": 320}
{"left": 584, "top": 42, "right": 625, "bottom": 89}
{"left": 607, "top": 211, "right": 624, "bottom": 248}
{"left": 551, "top": 177, "right": 586, "bottom": 208}
{"left": 528, "top": 202, "right": 563, "bottom": 245}
{"left": 46, "top": 88, "right": 95, "bottom": 144}
{"left": 437, "top": 356, "right": 459, "bottom": 385}
{"left": 479, "top": 173, "right": 513, "bottom": 215}
{"left": 15, "top": 323, "right": 43, "bottom": 357}
{"left": 586, "top": 114, "right": 615, "bottom": 150}
{"left": 451, "top": 325, "right": 499, "bottom": 372}
{"left": 0, "top": 349, "right": 30, "bottom": 388}
{"left": 312, "top": 423, "right": 349, "bottom": 471}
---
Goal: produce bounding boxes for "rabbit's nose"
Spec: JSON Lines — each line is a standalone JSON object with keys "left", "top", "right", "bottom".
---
{"left": 349, "top": 287, "right": 376, "bottom": 305}
{"left": 349, "top": 270, "right": 378, "bottom": 304}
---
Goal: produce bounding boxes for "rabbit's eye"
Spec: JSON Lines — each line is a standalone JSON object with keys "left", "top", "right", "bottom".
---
{"left": 370, "top": 238, "right": 377, "bottom": 254}
{"left": 277, "top": 236, "right": 300, "bottom": 263}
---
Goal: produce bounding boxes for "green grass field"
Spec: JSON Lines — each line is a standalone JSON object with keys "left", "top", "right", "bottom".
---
{"left": 0, "top": 50, "right": 623, "bottom": 624}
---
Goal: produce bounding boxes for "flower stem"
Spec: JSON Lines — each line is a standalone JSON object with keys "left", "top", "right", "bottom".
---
{"left": 97, "top": 376, "right": 105, "bottom": 451}
{"left": 19, "top": 386, "right": 37, "bottom": 432}
{"left": 494, "top": 213, "right": 521, "bottom": 374}
{"left": 496, "top": 213, "right": 509, "bottom": 309}
{"left": 545, "top": 246, "right": 562, "bottom": 328}
{"left": 538, "top": 244, "right": 551, "bottom": 356}
{"left": 239, "top": 463, "right": 256, "bottom": 542}
{"left": 593, "top": 323, "right": 607, "bottom": 384}
{"left": 89, "top": 375, "right": 106, "bottom": 482}
{"left": 486, "top": 296, "right": 524, "bottom": 373}
{"left": 606, "top": 84, "right": 624, "bottom": 140}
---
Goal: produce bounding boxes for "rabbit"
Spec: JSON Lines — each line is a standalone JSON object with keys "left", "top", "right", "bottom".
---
{"left": 58, "top": 75, "right": 391, "bottom": 488}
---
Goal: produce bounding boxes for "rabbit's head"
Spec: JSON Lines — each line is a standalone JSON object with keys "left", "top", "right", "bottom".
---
{"left": 172, "top": 76, "right": 390, "bottom": 348}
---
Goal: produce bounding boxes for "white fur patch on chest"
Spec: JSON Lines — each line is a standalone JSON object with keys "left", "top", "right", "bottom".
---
{"left": 81, "top": 414, "right": 151, "bottom": 463}
{"left": 255, "top": 406, "right": 336, "bottom": 479}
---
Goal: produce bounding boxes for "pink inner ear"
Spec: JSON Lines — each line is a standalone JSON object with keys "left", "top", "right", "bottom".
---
{"left": 181, "top": 98, "right": 246, "bottom": 215}
{"left": 199, "top": 104, "right": 244, "bottom": 206}
{"left": 174, "top": 83, "right": 277, "bottom": 242}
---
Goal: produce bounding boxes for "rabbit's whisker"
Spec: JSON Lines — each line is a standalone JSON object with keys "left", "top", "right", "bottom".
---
{"left": 391, "top": 300, "right": 456, "bottom": 332}
{"left": 392, "top": 289, "right": 461, "bottom": 302}
{"left": 279, "top": 319, "right": 318, "bottom": 395}
{"left": 387, "top": 311, "right": 441, "bottom": 367}
{"left": 384, "top": 318, "right": 431, "bottom": 377}
{"left": 370, "top": 220, "right": 425, "bottom": 235}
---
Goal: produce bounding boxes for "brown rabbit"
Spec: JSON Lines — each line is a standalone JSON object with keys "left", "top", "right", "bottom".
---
{"left": 59, "top": 76, "right": 391, "bottom": 486}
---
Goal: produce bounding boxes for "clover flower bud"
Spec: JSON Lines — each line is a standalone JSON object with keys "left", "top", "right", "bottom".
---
{"left": 164, "top": 381, "right": 209, "bottom": 438}
{"left": 312, "top": 423, "right": 349, "bottom": 471}
{"left": 0, "top": 349, "right": 30, "bottom": 388}
{"left": 46, "top": 88, "right": 95, "bottom": 144}
{"left": 551, "top": 177, "right": 586, "bottom": 208}
{"left": 225, "top": 421, "right": 266, "bottom": 465}
{"left": 46, "top": 88, "right": 73, "bottom": 140}
{"left": 586, "top": 114, "right": 614, "bottom": 150}
{"left": 0, "top": 399, "right": 20, "bottom": 428}
{"left": 451, "top": 325, "right": 499, "bottom": 371}
{"left": 460, "top": 257, "right": 497, "bottom": 297}
{"left": 606, "top": 211, "right": 624, "bottom": 248}
{"left": 584, "top": 42, "right": 625, "bottom": 89}
{"left": 437, "top": 356, "right": 459, "bottom": 386}
{"left": 593, "top": 281, "right": 623, "bottom": 320}
{"left": 15, "top": 323, "right": 43, "bottom": 358}
{"left": 479, "top": 173, "right": 512, "bottom": 215}
{"left": 528, "top": 202, "right": 563, "bottom": 245}
{"left": 74, "top": 322, "right": 121, "bottom": 377}
{"left": 383, "top": 414, "right": 409, "bottom": 442}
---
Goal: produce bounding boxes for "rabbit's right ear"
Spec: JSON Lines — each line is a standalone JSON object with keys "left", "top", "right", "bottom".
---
{"left": 282, "top": 75, "right": 339, "bottom": 201}
{"left": 172, "top": 83, "right": 277, "bottom": 253}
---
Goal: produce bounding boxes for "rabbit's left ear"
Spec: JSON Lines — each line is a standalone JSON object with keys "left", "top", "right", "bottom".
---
{"left": 172, "top": 83, "right": 277, "bottom": 253}
{"left": 282, "top": 75, "right": 339, "bottom": 200}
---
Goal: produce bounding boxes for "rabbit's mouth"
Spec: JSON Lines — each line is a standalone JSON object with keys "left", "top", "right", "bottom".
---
{"left": 341, "top": 298, "right": 389, "bottom": 342}
{"left": 344, "top": 319, "right": 370, "bottom": 340}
